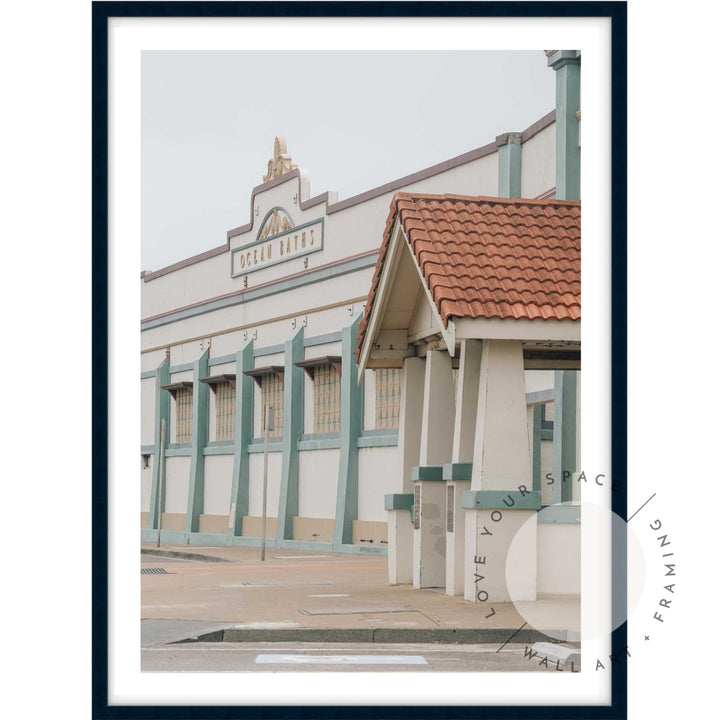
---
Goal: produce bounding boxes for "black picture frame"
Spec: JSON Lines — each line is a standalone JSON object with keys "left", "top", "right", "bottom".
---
{"left": 92, "top": 2, "right": 627, "bottom": 717}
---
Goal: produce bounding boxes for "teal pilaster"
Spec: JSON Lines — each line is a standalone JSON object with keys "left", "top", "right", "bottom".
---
{"left": 276, "top": 326, "right": 304, "bottom": 541}
{"left": 532, "top": 404, "right": 542, "bottom": 493}
{"left": 497, "top": 133, "right": 523, "bottom": 198}
{"left": 548, "top": 50, "right": 581, "bottom": 200}
{"left": 148, "top": 357, "right": 170, "bottom": 529}
{"left": 185, "top": 348, "right": 210, "bottom": 533}
{"left": 552, "top": 371, "right": 577, "bottom": 504}
{"left": 228, "top": 340, "right": 254, "bottom": 537}
{"left": 333, "top": 313, "right": 363, "bottom": 547}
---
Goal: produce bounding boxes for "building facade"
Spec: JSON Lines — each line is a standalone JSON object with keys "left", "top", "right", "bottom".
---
{"left": 140, "top": 51, "right": 581, "bottom": 598}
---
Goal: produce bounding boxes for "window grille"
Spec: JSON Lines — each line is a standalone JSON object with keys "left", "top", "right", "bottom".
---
{"left": 313, "top": 364, "right": 341, "bottom": 434}
{"left": 375, "top": 368, "right": 402, "bottom": 429}
{"left": 175, "top": 386, "right": 193, "bottom": 443}
{"left": 261, "top": 373, "right": 284, "bottom": 438}
{"left": 215, "top": 380, "right": 236, "bottom": 442}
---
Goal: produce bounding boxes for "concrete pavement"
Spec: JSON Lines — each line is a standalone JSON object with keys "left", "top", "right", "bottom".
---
{"left": 141, "top": 544, "right": 580, "bottom": 645}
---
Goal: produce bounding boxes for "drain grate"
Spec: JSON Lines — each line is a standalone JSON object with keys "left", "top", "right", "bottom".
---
{"left": 141, "top": 567, "right": 172, "bottom": 575}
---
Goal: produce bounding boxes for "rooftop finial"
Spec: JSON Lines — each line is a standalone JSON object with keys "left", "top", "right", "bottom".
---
{"left": 263, "top": 136, "right": 297, "bottom": 182}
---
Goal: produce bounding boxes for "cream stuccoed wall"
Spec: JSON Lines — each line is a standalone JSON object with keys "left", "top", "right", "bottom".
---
{"left": 358, "top": 446, "right": 400, "bottom": 522}
{"left": 141, "top": 268, "right": 374, "bottom": 354}
{"left": 164, "top": 456, "right": 191, "bottom": 514}
{"left": 298, "top": 449, "right": 340, "bottom": 518}
{"left": 203, "top": 455, "right": 234, "bottom": 516}
{"left": 247, "top": 452, "right": 283, "bottom": 518}
{"left": 537, "top": 523, "right": 580, "bottom": 595}
{"left": 520, "top": 123, "right": 556, "bottom": 198}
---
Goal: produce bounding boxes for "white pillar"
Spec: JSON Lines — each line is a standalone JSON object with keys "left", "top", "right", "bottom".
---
{"left": 419, "top": 350, "right": 454, "bottom": 465}
{"left": 445, "top": 340, "right": 482, "bottom": 596}
{"left": 471, "top": 340, "right": 532, "bottom": 491}
{"left": 463, "top": 339, "right": 538, "bottom": 603}
{"left": 413, "top": 350, "right": 454, "bottom": 589}
{"left": 398, "top": 358, "right": 426, "bottom": 493}
{"left": 387, "top": 357, "right": 425, "bottom": 585}
{"left": 445, "top": 479, "right": 470, "bottom": 595}
{"left": 452, "top": 340, "right": 482, "bottom": 463}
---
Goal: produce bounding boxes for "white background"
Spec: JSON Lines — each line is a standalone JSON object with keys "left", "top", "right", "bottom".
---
{"left": 1, "top": 0, "right": 718, "bottom": 716}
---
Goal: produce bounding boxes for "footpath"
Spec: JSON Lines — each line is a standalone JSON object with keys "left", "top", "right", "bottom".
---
{"left": 141, "top": 544, "right": 579, "bottom": 646}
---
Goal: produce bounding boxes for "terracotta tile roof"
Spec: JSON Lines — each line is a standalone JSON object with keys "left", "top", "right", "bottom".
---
{"left": 357, "top": 192, "right": 580, "bottom": 359}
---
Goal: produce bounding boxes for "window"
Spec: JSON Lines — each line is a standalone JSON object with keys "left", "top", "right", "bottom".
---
{"left": 313, "top": 363, "right": 341, "bottom": 433}
{"left": 260, "top": 373, "right": 284, "bottom": 438}
{"left": 175, "top": 386, "right": 193, "bottom": 443}
{"left": 375, "top": 368, "right": 401, "bottom": 429}
{"left": 215, "top": 380, "right": 235, "bottom": 442}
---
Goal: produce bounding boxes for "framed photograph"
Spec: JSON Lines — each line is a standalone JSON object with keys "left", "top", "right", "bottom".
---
{"left": 93, "top": 1, "right": 627, "bottom": 716}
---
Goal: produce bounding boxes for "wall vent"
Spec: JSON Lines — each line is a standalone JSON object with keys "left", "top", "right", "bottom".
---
{"left": 447, "top": 485, "right": 455, "bottom": 533}
{"left": 413, "top": 486, "right": 421, "bottom": 530}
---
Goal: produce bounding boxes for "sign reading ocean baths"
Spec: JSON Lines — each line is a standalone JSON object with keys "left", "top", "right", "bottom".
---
{"left": 231, "top": 214, "right": 324, "bottom": 279}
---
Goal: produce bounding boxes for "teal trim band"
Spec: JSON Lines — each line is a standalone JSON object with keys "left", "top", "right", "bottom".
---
{"left": 384, "top": 493, "right": 414, "bottom": 511}
{"left": 209, "top": 353, "right": 236, "bottom": 367}
{"left": 298, "top": 435, "right": 341, "bottom": 450}
{"left": 526, "top": 388, "right": 554, "bottom": 405}
{"left": 141, "top": 252, "right": 378, "bottom": 331}
{"left": 498, "top": 136, "right": 522, "bottom": 199}
{"left": 228, "top": 340, "right": 254, "bottom": 537}
{"left": 170, "top": 362, "right": 194, "bottom": 374}
{"left": 141, "top": 370, "right": 156, "bottom": 379}
{"left": 411, "top": 465, "right": 444, "bottom": 481}
{"left": 552, "top": 51, "right": 581, "bottom": 200}
{"left": 304, "top": 331, "right": 342, "bottom": 348}
{"left": 330, "top": 543, "right": 387, "bottom": 556}
{"left": 165, "top": 446, "right": 192, "bottom": 457}
{"left": 532, "top": 405, "right": 542, "bottom": 493}
{"left": 248, "top": 442, "right": 284, "bottom": 453}
{"left": 203, "top": 443, "right": 235, "bottom": 456}
{"left": 229, "top": 535, "right": 278, "bottom": 548}
{"left": 538, "top": 505, "right": 581, "bottom": 523}
{"left": 360, "top": 428, "right": 397, "bottom": 437}
{"left": 185, "top": 348, "right": 210, "bottom": 533}
{"left": 254, "top": 343, "right": 285, "bottom": 358}
{"left": 461, "top": 490, "right": 541, "bottom": 510}
{"left": 442, "top": 463, "right": 473, "bottom": 481}
{"left": 277, "top": 540, "right": 334, "bottom": 553}
{"left": 141, "top": 444, "right": 155, "bottom": 454}
{"left": 333, "top": 313, "right": 363, "bottom": 547}
{"left": 552, "top": 370, "right": 577, "bottom": 504}
{"left": 143, "top": 529, "right": 189, "bottom": 545}
{"left": 148, "top": 358, "right": 170, "bottom": 530}
{"left": 357, "top": 434, "right": 399, "bottom": 448}
{"left": 277, "top": 326, "right": 304, "bottom": 541}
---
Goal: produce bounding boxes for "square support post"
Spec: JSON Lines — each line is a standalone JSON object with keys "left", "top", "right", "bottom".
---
{"left": 464, "top": 340, "right": 537, "bottom": 602}
{"left": 228, "top": 339, "right": 254, "bottom": 537}
{"left": 386, "top": 356, "right": 425, "bottom": 584}
{"left": 185, "top": 348, "right": 210, "bottom": 533}
{"left": 148, "top": 357, "right": 170, "bottom": 530}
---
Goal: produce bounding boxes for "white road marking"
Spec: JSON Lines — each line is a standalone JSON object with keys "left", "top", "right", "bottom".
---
{"left": 307, "top": 593, "right": 350, "bottom": 598}
{"left": 255, "top": 654, "right": 428, "bottom": 665}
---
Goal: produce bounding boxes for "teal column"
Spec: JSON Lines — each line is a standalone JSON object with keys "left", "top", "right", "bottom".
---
{"left": 276, "top": 326, "right": 304, "bottom": 541}
{"left": 185, "top": 347, "right": 210, "bottom": 533}
{"left": 548, "top": 50, "right": 581, "bottom": 200}
{"left": 148, "top": 357, "right": 170, "bottom": 529}
{"left": 228, "top": 340, "right": 254, "bottom": 538}
{"left": 333, "top": 313, "right": 363, "bottom": 547}
{"left": 496, "top": 132, "right": 523, "bottom": 198}
{"left": 552, "top": 370, "right": 577, "bottom": 504}
{"left": 532, "top": 404, "right": 542, "bottom": 494}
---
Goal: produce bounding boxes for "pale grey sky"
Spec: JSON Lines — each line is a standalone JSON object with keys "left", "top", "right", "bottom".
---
{"left": 141, "top": 50, "right": 555, "bottom": 271}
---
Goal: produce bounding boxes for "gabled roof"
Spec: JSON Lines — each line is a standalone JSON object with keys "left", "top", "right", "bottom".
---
{"left": 357, "top": 192, "right": 581, "bottom": 359}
